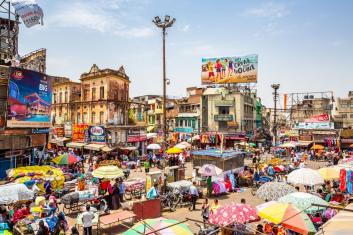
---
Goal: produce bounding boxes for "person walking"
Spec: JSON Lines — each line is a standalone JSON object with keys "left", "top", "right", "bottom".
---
{"left": 81, "top": 205, "right": 94, "bottom": 235}
{"left": 201, "top": 198, "right": 210, "bottom": 222}
{"left": 119, "top": 179, "right": 125, "bottom": 203}
{"left": 189, "top": 181, "right": 199, "bottom": 211}
{"left": 144, "top": 160, "right": 150, "bottom": 173}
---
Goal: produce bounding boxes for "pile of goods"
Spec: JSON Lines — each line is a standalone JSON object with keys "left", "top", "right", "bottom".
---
{"left": 99, "top": 160, "right": 120, "bottom": 167}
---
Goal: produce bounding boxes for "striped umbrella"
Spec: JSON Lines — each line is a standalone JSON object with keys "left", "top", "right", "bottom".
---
{"left": 92, "top": 165, "right": 124, "bottom": 179}
{"left": 257, "top": 201, "right": 316, "bottom": 235}
{"left": 122, "top": 217, "right": 192, "bottom": 235}
{"left": 52, "top": 153, "right": 81, "bottom": 165}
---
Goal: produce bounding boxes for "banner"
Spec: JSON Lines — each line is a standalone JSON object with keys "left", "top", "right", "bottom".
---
{"left": 7, "top": 67, "right": 52, "bottom": 128}
{"left": 88, "top": 126, "right": 106, "bottom": 144}
{"left": 201, "top": 54, "right": 258, "bottom": 84}
{"left": 64, "top": 122, "right": 72, "bottom": 137}
{"left": 53, "top": 127, "right": 64, "bottom": 138}
{"left": 304, "top": 113, "right": 330, "bottom": 123}
{"left": 72, "top": 124, "right": 88, "bottom": 142}
{"left": 293, "top": 122, "right": 334, "bottom": 130}
{"left": 12, "top": 0, "right": 44, "bottom": 28}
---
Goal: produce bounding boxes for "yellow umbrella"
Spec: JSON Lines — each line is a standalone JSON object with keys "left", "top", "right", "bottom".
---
{"left": 92, "top": 165, "right": 124, "bottom": 179}
{"left": 318, "top": 167, "right": 340, "bottom": 180}
{"left": 166, "top": 147, "right": 183, "bottom": 154}
{"left": 311, "top": 144, "right": 324, "bottom": 150}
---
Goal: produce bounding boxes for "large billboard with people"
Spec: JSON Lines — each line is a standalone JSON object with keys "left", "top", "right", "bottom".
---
{"left": 7, "top": 67, "right": 52, "bottom": 128}
{"left": 201, "top": 54, "right": 258, "bottom": 84}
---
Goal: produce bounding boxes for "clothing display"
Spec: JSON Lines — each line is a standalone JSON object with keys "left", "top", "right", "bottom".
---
{"left": 340, "top": 169, "right": 353, "bottom": 194}
{"left": 339, "top": 169, "right": 346, "bottom": 192}
{"left": 212, "top": 181, "right": 227, "bottom": 195}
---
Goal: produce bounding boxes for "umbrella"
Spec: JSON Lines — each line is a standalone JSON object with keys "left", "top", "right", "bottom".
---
{"left": 287, "top": 168, "right": 324, "bottom": 186}
{"left": 209, "top": 203, "right": 259, "bottom": 226}
{"left": 249, "top": 143, "right": 256, "bottom": 147}
{"left": 192, "top": 135, "right": 200, "bottom": 140}
{"left": 256, "top": 182, "right": 297, "bottom": 201}
{"left": 147, "top": 144, "right": 161, "bottom": 150}
{"left": 257, "top": 201, "right": 316, "bottom": 235}
{"left": 311, "top": 144, "right": 324, "bottom": 150}
{"left": 52, "top": 153, "right": 81, "bottom": 165}
{"left": 175, "top": 141, "right": 191, "bottom": 149}
{"left": 166, "top": 147, "right": 183, "bottom": 154}
{"left": 122, "top": 217, "right": 193, "bottom": 235}
{"left": 318, "top": 167, "right": 340, "bottom": 180}
{"left": 279, "top": 142, "right": 296, "bottom": 148}
{"left": 199, "top": 164, "right": 223, "bottom": 176}
{"left": 92, "top": 166, "right": 124, "bottom": 179}
{"left": 278, "top": 192, "right": 329, "bottom": 214}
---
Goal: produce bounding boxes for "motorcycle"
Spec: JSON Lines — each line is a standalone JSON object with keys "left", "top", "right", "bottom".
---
{"left": 160, "top": 191, "right": 176, "bottom": 212}
{"left": 123, "top": 169, "right": 130, "bottom": 179}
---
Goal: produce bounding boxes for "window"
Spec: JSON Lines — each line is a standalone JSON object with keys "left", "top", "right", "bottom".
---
{"left": 92, "top": 87, "right": 96, "bottom": 101}
{"left": 100, "top": 86, "right": 104, "bottom": 99}
{"left": 99, "top": 111, "right": 104, "bottom": 124}
{"left": 91, "top": 112, "right": 96, "bottom": 124}
{"left": 83, "top": 89, "right": 89, "bottom": 101}
{"left": 350, "top": 114, "right": 353, "bottom": 119}
{"left": 341, "top": 103, "right": 348, "bottom": 108}
{"left": 83, "top": 112, "right": 88, "bottom": 123}
{"left": 59, "top": 92, "right": 62, "bottom": 103}
{"left": 179, "top": 119, "right": 182, "bottom": 127}
{"left": 77, "top": 112, "right": 81, "bottom": 123}
{"left": 342, "top": 114, "right": 348, "bottom": 118}
{"left": 53, "top": 93, "right": 56, "bottom": 104}
{"left": 64, "top": 91, "right": 68, "bottom": 103}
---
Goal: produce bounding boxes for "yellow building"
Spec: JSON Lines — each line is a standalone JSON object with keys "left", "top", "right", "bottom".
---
{"left": 52, "top": 64, "right": 131, "bottom": 145}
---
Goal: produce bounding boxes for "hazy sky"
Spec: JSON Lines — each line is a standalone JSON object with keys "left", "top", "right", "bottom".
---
{"left": 17, "top": 0, "right": 353, "bottom": 106}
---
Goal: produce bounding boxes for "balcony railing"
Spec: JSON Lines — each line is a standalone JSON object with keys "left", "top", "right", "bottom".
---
{"left": 214, "top": 114, "right": 234, "bottom": 121}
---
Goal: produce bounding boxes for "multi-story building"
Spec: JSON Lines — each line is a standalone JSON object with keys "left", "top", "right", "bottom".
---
{"left": 201, "top": 87, "right": 257, "bottom": 133}
{"left": 335, "top": 91, "right": 353, "bottom": 128}
{"left": 52, "top": 64, "right": 131, "bottom": 145}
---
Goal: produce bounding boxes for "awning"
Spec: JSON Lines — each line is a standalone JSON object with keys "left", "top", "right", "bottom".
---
{"left": 66, "top": 142, "right": 86, "bottom": 148}
{"left": 147, "top": 126, "right": 156, "bottom": 133}
{"left": 101, "top": 146, "right": 113, "bottom": 152}
{"left": 294, "top": 141, "right": 313, "bottom": 147}
{"left": 84, "top": 144, "right": 104, "bottom": 151}
{"left": 50, "top": 137, "right": 70, "bottom": 146}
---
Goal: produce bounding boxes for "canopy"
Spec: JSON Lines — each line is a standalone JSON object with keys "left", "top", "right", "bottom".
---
{"left": 175, "top": 141, "right": 191, "bottom": 149}
{"left": 192, "top": 135, "right": 200, "bottom": 140}
{"left": 209, "top": 203, "right": 258, "bottom": 226}
{"left": 257, "top": 201, "right": 316, "bottom": 235}
{"left": 66, "top": 142, "right": 86, "bottom": 148}
{"left": 311, "top": 144, "right": 324, "bottom": 150}
{"left": 92, "top": 166, "right": 124, "bottom": 179}
{"left": 279, "top": 142, "right": 296, "bottom": 148}
{"left": 287, "top": 168, "right": 325, "bottom": 186}
{"left": 84, "top": 144, "right": 104, "bottom": 151}
{"left": 199, "top": 164, "right": 223, "bottom": 177}
{"left": 122, "top": 217, "right": 193, "bottom": 235}
{"left": 166, "top": 147, "right": 183, "bottom": 154}
{"left": 316, "top": 203, "right": 353, "bottom": 235}
{"left": 101, "top": 146, "right": 113, "bottom": 152}
{"left": 52, "top": 153, "right": 81, "bottom": 165}
{"left": 278, "top": 192, "right": 329, "bottom": 214}
{"left": 256, "top": 182, "right": 297, "bottom": 201}
{"left": 0, "top": 183, "right": 34, "bottom": 205}
{"left": 318, "top": 167, "right": 340, "bottom": 180}
{"left": 146, "top": 126, "right": 156, "bottom": 133}
{"left": 147, "top": 144, "right": 161, "bottom": 150}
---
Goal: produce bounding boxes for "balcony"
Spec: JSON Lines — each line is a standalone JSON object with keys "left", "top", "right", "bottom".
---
{"left": 178, "top": 110, "right": 200, "bottom": 117}
{"left": 214, "top": 114, "right": 233, "bottom": 121}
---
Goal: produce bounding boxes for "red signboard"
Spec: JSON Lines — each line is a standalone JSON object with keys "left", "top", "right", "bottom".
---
{"left": 304, "top": 113, "right": 330, "bottom": 123}
{"left": 54, "top": 127, "right": 64, "bottom": 138}
{"left": 72, "top": 124, "right": 88, "bottom": 142}
{"left": 127, "top": 135, "right": 147, "bottom": 142}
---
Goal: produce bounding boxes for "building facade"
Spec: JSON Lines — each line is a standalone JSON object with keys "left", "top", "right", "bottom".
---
{"left": 335, "top": 91, "right": 353, "bottom": 128}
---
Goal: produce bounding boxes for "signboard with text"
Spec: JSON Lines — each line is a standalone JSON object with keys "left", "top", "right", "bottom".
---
{"left": 88, "top": 126, "right": 106, "bottom": 144}
{"left": 293, "top": 122, "right": 334, "bottom": 130}
{"left": 72, "top": 124, "right": 88, "bottom": 142}
{"left": 304, "top": 113, "right": 330, "bottom": 123}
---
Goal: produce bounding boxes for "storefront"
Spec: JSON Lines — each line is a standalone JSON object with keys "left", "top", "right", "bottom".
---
{"left": 127, "top": 130, "right": 147, "bottom": 154}
{"left": 340, "top": 129, "right": 353, "bottom": 149}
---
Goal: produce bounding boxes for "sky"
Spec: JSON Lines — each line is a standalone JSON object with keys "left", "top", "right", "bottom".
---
{"left": 15, "top": 0, "right": 353, "bottom": 107}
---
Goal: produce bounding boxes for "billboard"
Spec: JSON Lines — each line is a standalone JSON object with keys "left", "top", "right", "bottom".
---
{"left": 12, "top": 0, "right": 44, "bottom": 28}
{"left": 304, "top": 113, "right": 330, "bottom": 123}
{"left": 293, "top": 122, "right": 334, "bottom": 130}
{"left": 72, "top": 124, "right": 88, "bottom": 142}
{"left": 88, "top": 126, "right": 106, "bottom": 144}
{"left": 201, "top": 54, "right": 258, "bottom": 84}
{"left": 7, "top": 67, "right": 52, "bottom": 128}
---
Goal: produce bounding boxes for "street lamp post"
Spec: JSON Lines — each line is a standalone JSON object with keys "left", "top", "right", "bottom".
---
{"left": 271, "top": 84, "right": 280, "bottom": 146}
{"left": 153, "top": 15, "right": 176, "bottom": 148}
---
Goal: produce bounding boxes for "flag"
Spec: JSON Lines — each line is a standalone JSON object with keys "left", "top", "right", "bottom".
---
{"left": 12, "top": 0, "right": 44, "bottom": 28}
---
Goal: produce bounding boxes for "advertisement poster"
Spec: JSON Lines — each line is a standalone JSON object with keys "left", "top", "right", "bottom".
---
{"left": 88, "top": 126, "right": 106, "bottom": 144}
{"left": 7, "top": 67, "right": 52, "bottom": 128}
{"left": 72, "top": 124, "right": 88, "bottom": 142}
{"left": 64, "top": 122, "right": 72, "bottom": 137}
{"left": 304, "top": 113, "right": 330, "bottom": 123}
{"left": 53, "top": 127, "right": 64, "bottom": 138}
{"left": 293, "top": 122, "right": 334, "bottom": 130}
{"left": 12, "top": 0, "right": 44, "bottom": 28}
{"left": 201, "top": 54, "right": 258, "bottom": 84}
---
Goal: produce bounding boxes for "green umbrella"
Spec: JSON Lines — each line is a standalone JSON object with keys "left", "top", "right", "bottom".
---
{"left": 122, "top": 217, "right": 193, "bottom": 235}
{"left": 249, "top": 143, "right": 256, "bottom": 147}
{"left": 278, "top": 192, "right": 329, "bottom": 214}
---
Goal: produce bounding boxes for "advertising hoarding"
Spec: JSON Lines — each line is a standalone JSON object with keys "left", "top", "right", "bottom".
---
{"left": 88, "top": 126, "right": 106, "bottom": 144}
{"left": 293, "top": 122, "right": 334, "bottom": 130}
{"left": 201, "top": 54, "right": 258, "bottom": 85}
{"left": 7, "top": 67, "right": 52, "bottom": 128}
{"left": 304, "top": 113, "right": 330, "bottom": 123}
{"left": 72, "top": 124, "right": 88, "bottom": 142}
{"left": 64, "top": 122, "right": 72, "bottom": 137}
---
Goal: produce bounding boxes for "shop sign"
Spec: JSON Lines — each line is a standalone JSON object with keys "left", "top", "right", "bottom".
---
{"left": 174, "top": 127, "right": 193, "bottom": 133}
{"left": 127, "top": 135, "right": 147, "bottom": 142}
{"left": 64, "top": 122, "right": 72, "bottom": 137}
{"left": 214, "top": 114, "right": 233, "bottom": 121}
{"left": 215, "top": 100, "right": 233, "bottom": 107}
{"left": 293, "top": 122, "right": 334, "bottom": 130}
{"left": 53, "top": 127, "right": 64, "bottom": 138}
{"left": 72, "top": 124, "right": 88, "bottom": 142}
{"left": 88, "top": 125, "right": 106, "bottom": 144}
{"left": 341, "top": 139, "right": 353, "bottom": 144}
{"left": 32, "top": 128, "right": 50, "bottom": 134}
{"left": 304, "top": 113, "right": 330, "bottom": 123}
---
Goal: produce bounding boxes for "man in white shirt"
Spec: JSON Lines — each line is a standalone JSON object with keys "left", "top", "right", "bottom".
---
{"left": 189, "top": 181, "right": 199, "bottom": 211}
{"left": 82, "top": 205, "right": 95, "bottom": 235}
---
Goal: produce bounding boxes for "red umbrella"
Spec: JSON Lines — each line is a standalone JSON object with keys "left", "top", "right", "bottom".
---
{"left": 209, "top": 203, "right": 259, "bottom": 226}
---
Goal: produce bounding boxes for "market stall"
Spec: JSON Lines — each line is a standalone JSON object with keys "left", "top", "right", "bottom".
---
{"left": 0, "top": 183, "right": 34, "bottom": 205}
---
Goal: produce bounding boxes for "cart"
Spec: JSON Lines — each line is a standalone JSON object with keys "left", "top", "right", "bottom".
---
{"left": 123, "top": 178, "right": 145, "bottom": 200}
{"left": 61, "top": 189, "right": 100, "bottom": 214}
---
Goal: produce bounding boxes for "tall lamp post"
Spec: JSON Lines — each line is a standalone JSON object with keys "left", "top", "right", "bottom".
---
{"left": 153, "top": 15, "right": 176, "bottom": 148}
{"left": 271, "top": 84, "right": 280, "bottom": 146}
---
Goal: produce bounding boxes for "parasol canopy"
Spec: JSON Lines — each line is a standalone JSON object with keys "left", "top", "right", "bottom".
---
{"left": 287, "top": 168, "right": 324, "bottom": 186}
{"left": 146, "top": 144, "right": 161, "bottom": 150}
{"left": 209, "top": 203, "right": 258, "bottom": 226}
{"left": 92, "top": 165, "right": 124, "bottom": 179}
{"left": 318, "top": 167, "right": 340, "bottom": 180}
{"left": 0, "top": 183, "right": 34, "bottom": 205}
{"left": 199, "top": 164, "right": 223, "bottom": 176}
{"left": 256, "top": 182, "right": 297, "bottom": 201}
{"left": 257, "top": 201, "right": 316, "bottom": 235}
{"left": 122, "top": 217, "right": 193, "bottom": 235}
{"left": 175, "top": 141, "right": 191, "bottom": 149}
{"left": 278, "top": 192, "right": 329, "bottom": 214}
{"left": 166, "top": 147, "right": 183, "bottom": 154}
{"left": 52, "top": 153, "right": 81, "bottom": 165}
{"left": 311, "top": 144, "right": 324, "bottom": 150}
{"left": 279, "top": 142, "right": 296, "bottom": 148}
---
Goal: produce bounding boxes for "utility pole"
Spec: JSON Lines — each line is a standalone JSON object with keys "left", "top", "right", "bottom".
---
{"left": 271, "top": 84, "right": 280, "bottom": 146}
{"left": 153, "top": 15, "right": 176, "bottom": 149}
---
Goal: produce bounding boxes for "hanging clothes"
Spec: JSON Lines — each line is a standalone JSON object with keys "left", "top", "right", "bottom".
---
{"left": 346, "top": 170, "right": 353, "bottom": 194}
{"left": 340, "top": 168, "right": 347, "bottom": 192}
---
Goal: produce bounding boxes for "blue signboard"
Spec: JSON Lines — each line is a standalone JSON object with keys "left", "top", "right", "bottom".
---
{"left": 88, "top": 126, "right": 106, "bottom": 144}
{"left": 174, "top": 127, "right": 193, "bottom": 133}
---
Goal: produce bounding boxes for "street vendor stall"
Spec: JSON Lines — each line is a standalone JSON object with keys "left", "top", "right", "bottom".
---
{"left": 146, "top": 171, "right": 162, "bottom": 192}
{"left": 191, "top": 149, "right": 245, "bottom": 171}
{"left": 0, "top": 183, "right": 34, "bottom": 205}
